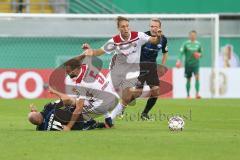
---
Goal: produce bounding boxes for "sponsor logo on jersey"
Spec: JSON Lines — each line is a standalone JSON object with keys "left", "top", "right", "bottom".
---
{"left": 157, "top": 44, "right": 162, "bottom": 49}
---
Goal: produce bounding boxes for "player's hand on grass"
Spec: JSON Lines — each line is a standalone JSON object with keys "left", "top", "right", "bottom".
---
{"left": 193, "top": 52, "right": 201, "bottom": 59}
{"left": 29, "top": 104, "right": 37, "bottom": 112}
{"left": 63, "top": 125, "right": 71, "bottom": 131}
{"left": 82, "top": 43, "right": 91, "bottom": 50}
{"left": 176, "top": 60, "right": 182, "bottom": 68}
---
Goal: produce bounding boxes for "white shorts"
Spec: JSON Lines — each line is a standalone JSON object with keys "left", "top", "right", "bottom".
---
{"left": 82, "top": 98, "right": 118, "bottom": 120}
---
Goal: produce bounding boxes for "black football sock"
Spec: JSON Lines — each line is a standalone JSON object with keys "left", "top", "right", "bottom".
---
{"left": 142, "top": 97, "right": 158, "bottom": 115}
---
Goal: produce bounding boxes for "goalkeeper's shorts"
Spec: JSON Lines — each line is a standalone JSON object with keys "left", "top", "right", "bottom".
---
{"left": 184, "top": 66, "right": 199, "bottom": 78}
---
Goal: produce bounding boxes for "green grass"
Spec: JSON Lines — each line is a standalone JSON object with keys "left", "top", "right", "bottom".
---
{"left": 0, "top": 99, "right": 240, "bottom": 160}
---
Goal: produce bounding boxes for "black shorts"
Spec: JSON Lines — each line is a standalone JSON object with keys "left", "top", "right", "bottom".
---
{"left": 136, "top": 62, "right": 160, "bottom": 89}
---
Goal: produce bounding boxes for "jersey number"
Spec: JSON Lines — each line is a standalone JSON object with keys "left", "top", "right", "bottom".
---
{"left": 89, "top": 71, "right": 104, "bottom": 85}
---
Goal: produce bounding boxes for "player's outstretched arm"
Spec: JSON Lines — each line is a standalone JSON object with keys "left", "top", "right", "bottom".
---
{"left": 81, "top": 42, "right": 105, "bottom": 56}
{"left": 49, "top": 87, "right": 75, "bottom": 106}
{"left": 64, "top": 99, "right": 84, "bottom": 131}
{"left": 84, "top": 48, "right": 105, "bottom": 56}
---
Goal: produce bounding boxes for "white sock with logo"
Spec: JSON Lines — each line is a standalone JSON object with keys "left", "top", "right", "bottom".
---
{"left": 110, "top": 103, "right": 125, "bottom": 120}
{"left": 104, "top": 112, "right": 111, "bottom": 119}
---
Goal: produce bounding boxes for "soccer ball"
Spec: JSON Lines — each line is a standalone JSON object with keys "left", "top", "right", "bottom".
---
{"left": 168, "top": 116, "right": 185, "bottom": 131}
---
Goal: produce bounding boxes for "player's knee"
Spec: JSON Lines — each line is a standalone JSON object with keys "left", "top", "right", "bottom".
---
{"left": 151, "top": 86, "right": 160, "bottom": 97}
{"left": 122, "top": 93, "right": 135, "bottom": 105}
{"left": 131, "top": 88, "right": 143, "bottom": 98}
{"left": 122, "top": 96, "right": 133, "bottom": 105}
{"left": 152, "top": 92, "right": 160, "bottom": 98}
{"left": 195, "top": 74, "right": 199, "bottom": 80}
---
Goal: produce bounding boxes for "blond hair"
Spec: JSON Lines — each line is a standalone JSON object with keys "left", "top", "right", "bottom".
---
{"left": 151, "top": 18, "right": 161, "bottom": 27}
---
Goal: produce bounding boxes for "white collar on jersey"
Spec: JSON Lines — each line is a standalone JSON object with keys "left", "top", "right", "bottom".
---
{"left": 119, "top": 31, "right": 131, "bottom": 42}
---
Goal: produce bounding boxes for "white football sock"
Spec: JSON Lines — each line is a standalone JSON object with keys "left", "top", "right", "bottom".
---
{"left": 104, "top": 112, "right": 111, "bottom": 119}
{"left": 110, "top": 103, "right": 125, "bottom": 120}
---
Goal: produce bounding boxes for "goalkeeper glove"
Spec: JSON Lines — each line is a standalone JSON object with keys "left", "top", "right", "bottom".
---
{"left": 193, "top": 52, "right": 201, "bottom": 59}
{"left": 176, "top": 60, "right": 182, "bottom": 68}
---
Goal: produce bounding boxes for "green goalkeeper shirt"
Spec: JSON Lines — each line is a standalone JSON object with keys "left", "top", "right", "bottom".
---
{"left": 179, "top": 40, "right": 203, "bottom": 67}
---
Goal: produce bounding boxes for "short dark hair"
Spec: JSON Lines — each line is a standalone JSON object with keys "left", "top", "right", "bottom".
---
{"left": 64, "top": 54, "right": 86, "bottom": 71}
{"left": 190, "top": 30, "right": 197, "bottom": 34}
{"left": 117, "top": 16, "right": 129, "bottom": 27}
{"left": 64, "top": 59, "right": 81, "bottom": 71}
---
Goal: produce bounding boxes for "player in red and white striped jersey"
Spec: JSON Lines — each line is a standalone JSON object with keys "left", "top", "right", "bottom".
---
{"left": 61, "top": 58, "right": 119, "bottom": 131}
{"left": 82, "top": 16, "right": 162, "bottom": 120}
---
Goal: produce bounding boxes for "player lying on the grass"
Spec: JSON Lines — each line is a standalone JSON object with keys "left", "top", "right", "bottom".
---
{"left": 81, "top": 16, "right": 162, "bottom": 120}
{"left": 28, "top": 99, "right": 106, "bottom": 131}
{"left": 49, "top": 83, "right": 116, "bottom": 130}
{"left": 51, "top": 58, "right": 120, "bottom": 131}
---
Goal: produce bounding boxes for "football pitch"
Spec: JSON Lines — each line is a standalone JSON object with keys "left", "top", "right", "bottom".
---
{"left": 0, "top": 99, "right": 240, "bottom": 160}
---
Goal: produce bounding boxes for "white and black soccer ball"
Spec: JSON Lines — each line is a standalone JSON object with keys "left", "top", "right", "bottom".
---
{"left": 168, "top": 116, "right": 185, "bottom": 131}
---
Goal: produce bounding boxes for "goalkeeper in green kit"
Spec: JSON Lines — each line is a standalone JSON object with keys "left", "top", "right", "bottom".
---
{"left": 176, "top": 30, "right": 202, "bottom": 99}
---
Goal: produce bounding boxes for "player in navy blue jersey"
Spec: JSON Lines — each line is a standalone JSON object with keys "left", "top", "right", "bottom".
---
{"left": 137, "top": 18, "right": 168, "bottom": 120}
{"left": 28, "top": 96, "right": 106, "bottom": 131}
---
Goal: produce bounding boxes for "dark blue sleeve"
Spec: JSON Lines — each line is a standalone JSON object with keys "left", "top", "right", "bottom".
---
{"left": 37, "top": 100, "right": 65, "bottom": 131}
{"left": 36, "top": 122, "right": 45, "bottom": 131}
{"left": 162, "top": 36, "right": 168, "bottom": 54}
{"left": 40, "top": 100, "right": 64, "bottom": 117}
